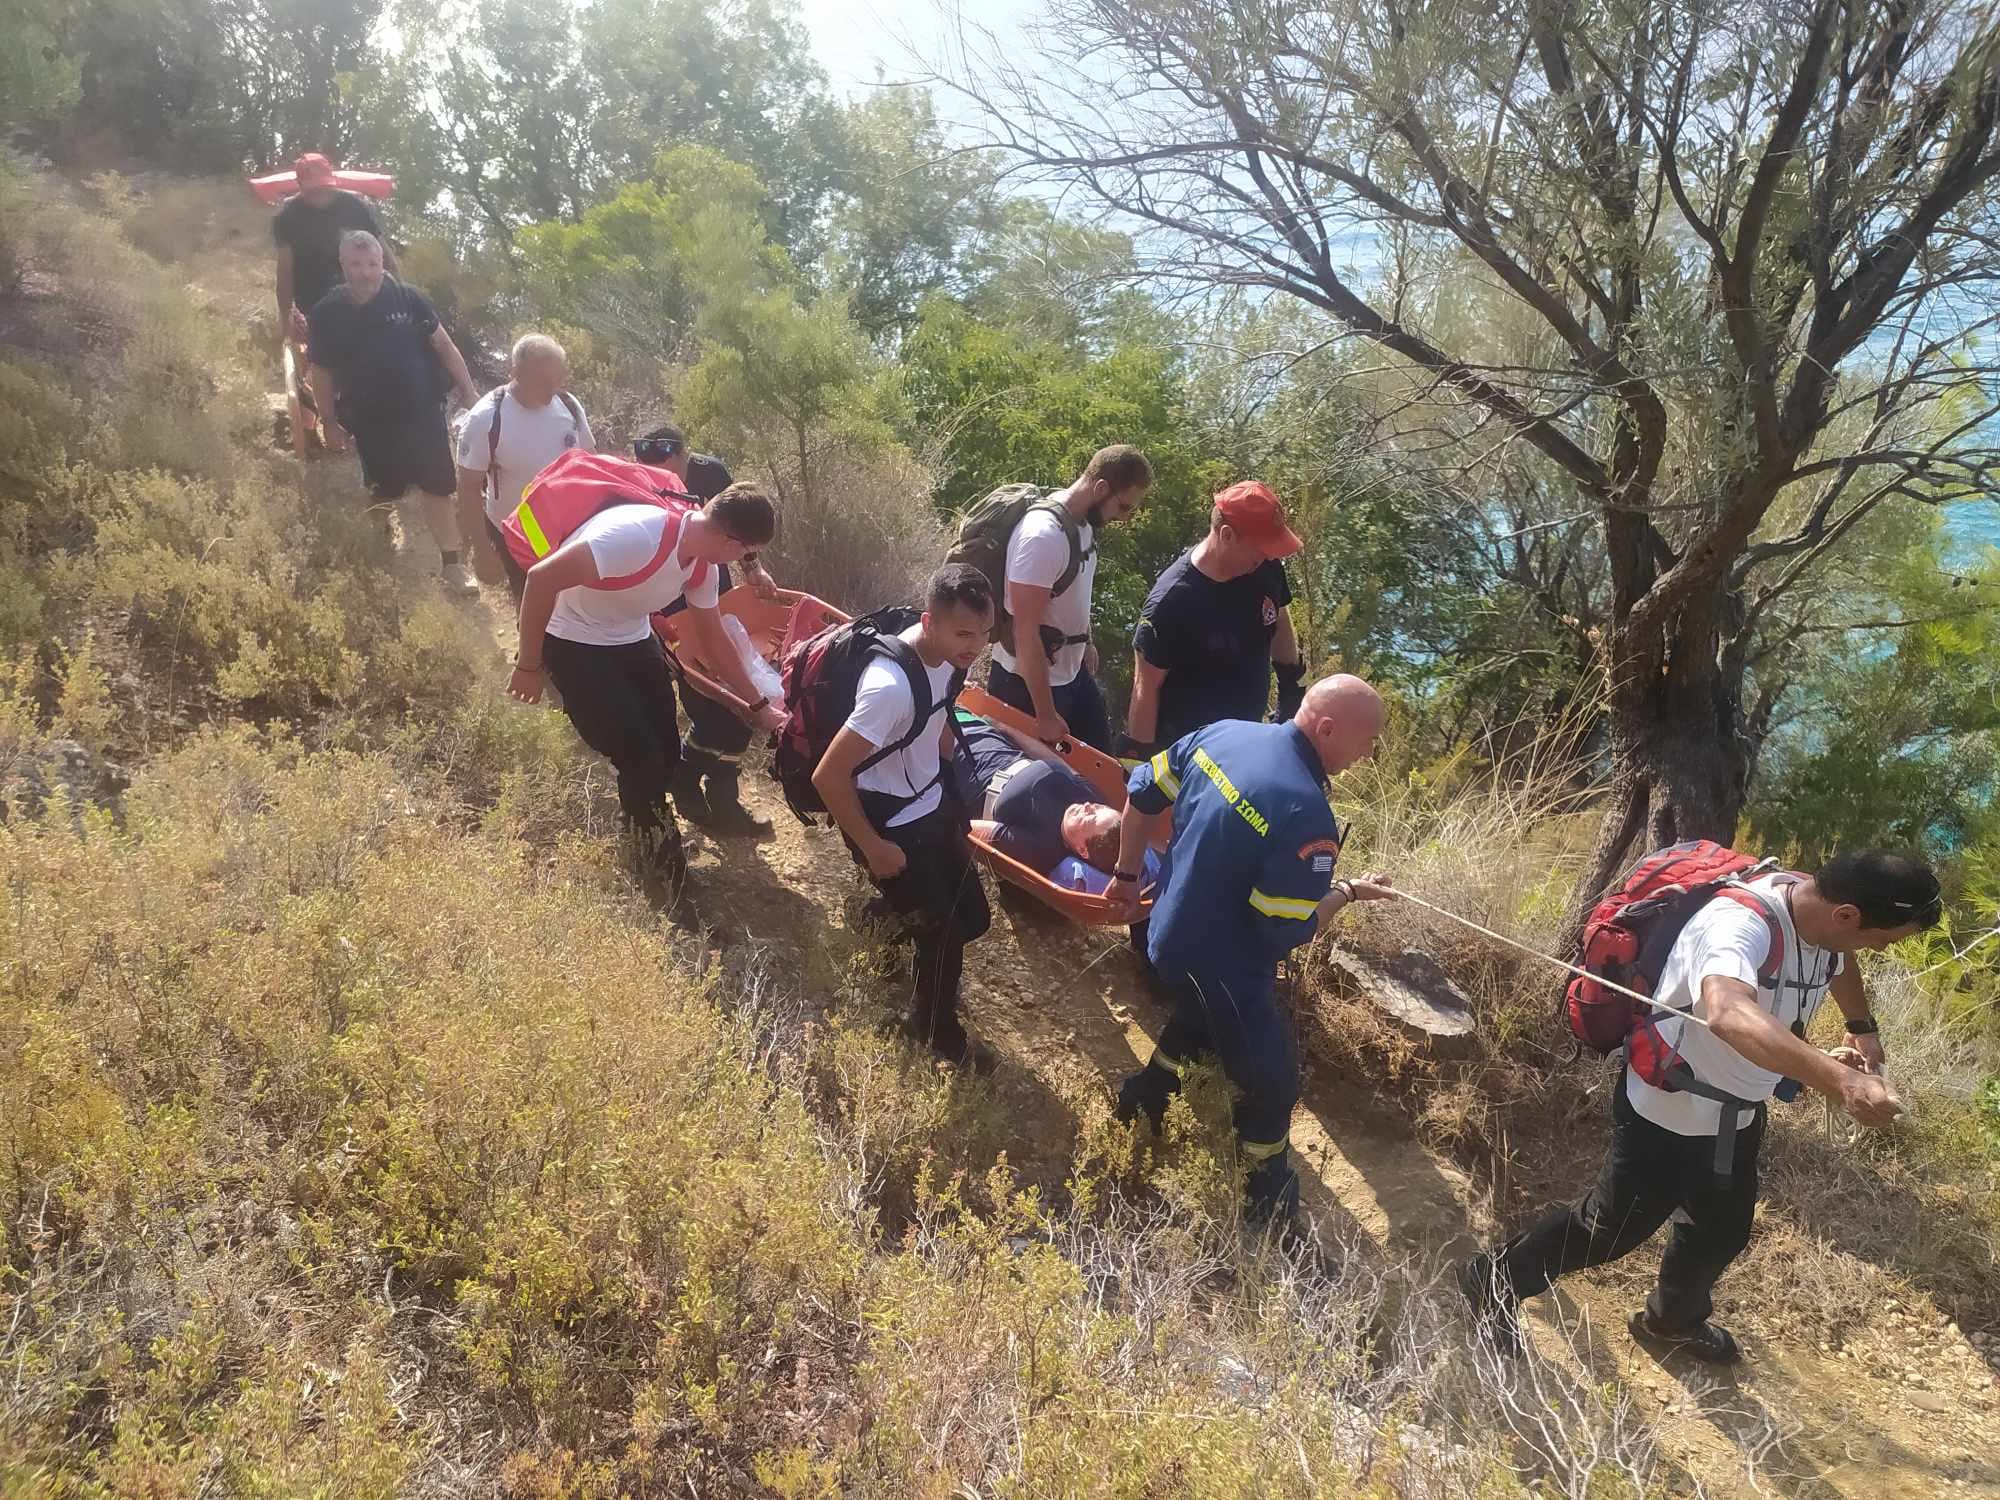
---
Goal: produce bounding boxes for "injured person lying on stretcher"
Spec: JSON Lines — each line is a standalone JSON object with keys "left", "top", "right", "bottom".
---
{"left": 952, "top": 711, "right": 1162, "bottom": 893}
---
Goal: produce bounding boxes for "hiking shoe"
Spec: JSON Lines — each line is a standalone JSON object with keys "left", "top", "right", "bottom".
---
{"left": 1627, "top": 1308, "right": 1740, "bottom": 1364}
{"left": 702, "top": 774, "right": 772, "bottom": 838}
{"left": 441, "top": 559, "right": 479, "bottom": 596}
{"left": 899, "top": 1012, "right": 996, "bottom": 1074}
{"left": 668, "top": 764, "right": 715, "bottom": 829}
{"left": 1457, "top": 1257, "right": 1526, "bottom": 1360}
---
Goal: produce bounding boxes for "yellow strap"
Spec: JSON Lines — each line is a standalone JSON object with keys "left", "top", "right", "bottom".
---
{"left": 1242, "top": 1134, "right": 1291, "bottom": 1162}
{"left": 1150, "top": 750, "right": 1181, "bottom": 798}
{"left": 1249, "top": 888, "right": 1317, "bottom": 920}
{"left": 517, "top": 498, "right": 552, "bottom": 557}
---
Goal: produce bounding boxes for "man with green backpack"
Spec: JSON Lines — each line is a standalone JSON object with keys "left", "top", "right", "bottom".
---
{"left": 945, "top": 445, "right": 1153, "bottom": 752}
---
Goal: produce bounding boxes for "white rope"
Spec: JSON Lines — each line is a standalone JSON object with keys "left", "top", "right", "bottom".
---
{"left": 1378, "top": 885, "right": 1718, "bottom": 1032}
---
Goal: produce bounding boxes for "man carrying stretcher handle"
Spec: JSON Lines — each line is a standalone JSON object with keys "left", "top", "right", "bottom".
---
{"left": 507, "top": 486, "right": 785, "bottom": 904}
{"left": 1104, "top": 674, "right": 1396, "bottom": 1224}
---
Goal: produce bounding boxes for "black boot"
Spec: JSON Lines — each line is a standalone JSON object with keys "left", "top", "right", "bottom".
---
{"left": 669, "top": 760, "right": 714, "bottom": 829}
{"left": 624, "top": 811, "right": 687, "bottom": 908}
{"left": 1115, "top": 1059, "right": 1180, "bottom": 1129}
{"left": 702, "top": 764, "right": 772, "bottom": 838}
{"left": 900, "top": 1001, "right": 995, "bottom": 1073}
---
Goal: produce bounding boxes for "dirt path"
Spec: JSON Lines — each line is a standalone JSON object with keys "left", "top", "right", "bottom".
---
{"left": 437, "top": 563, "right": 2000, "bottom": 1497}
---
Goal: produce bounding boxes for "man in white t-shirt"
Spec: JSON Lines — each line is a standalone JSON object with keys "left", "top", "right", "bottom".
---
{"left": 1462, "top": 850, "right": 1942, "bottom": 1364}
{"left": 456, "top": 334, "right": 594, "bottom": 596}
{"left": 986, "top": 444, "right": 1153, "bottom": 753}
{"left": 813, "top": 565, "right": 997, "bottom": 1068}
{"left": 506, "top": 483, "right": 787, "bottom": 904}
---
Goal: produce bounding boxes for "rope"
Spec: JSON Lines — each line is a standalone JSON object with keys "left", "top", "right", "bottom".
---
{"left": 1377, "top": 885, "right": 1718, "bottom": 1032}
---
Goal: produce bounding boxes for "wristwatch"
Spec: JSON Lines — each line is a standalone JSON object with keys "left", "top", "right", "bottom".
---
{"left": 1842, "top": 1014, "right": 1880, "bottom": 1036}
{"left": 1111, "top": 869, "right": 1141, "bottom": 884}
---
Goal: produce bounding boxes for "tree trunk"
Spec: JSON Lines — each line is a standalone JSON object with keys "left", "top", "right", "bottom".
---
{"left": 1556, "top": 576, "right": 1749, "bottom": 956}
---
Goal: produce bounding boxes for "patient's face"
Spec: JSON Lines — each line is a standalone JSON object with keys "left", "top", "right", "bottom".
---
{"left": 1060, "top": 802, "right": 1121, "bottom": 865}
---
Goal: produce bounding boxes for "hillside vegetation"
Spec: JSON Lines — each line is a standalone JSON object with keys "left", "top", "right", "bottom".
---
{"left": 3, "top": 170, "right": 1999, "bottom": 1498}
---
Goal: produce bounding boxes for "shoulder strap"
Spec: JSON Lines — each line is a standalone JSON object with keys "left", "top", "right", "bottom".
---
{"left": 853, "top": 637, "right": 946, "bottom": 780}
{"left": 592, "top": 497, "right": 704, "bottom": 592}
{"left": 1718, "top": 882, "right": 1788, "bottom": 987}
{"left": 558, "top": 390, "right": 584, "bottom": 427}
{"left": 485, "top": 390, "right": 504, "bottom": 505}
{"left": 1040, "top": 498, "right": 1090, "bottom": 598}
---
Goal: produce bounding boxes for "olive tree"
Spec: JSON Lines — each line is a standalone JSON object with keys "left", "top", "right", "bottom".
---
{"left": 938, "top": 0, "right": 2000, "bottom": 924}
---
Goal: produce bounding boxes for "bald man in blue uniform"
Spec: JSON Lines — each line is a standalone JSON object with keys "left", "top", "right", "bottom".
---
{"left": 1104, "top": 675, "right": 1397, "bottom": 1222}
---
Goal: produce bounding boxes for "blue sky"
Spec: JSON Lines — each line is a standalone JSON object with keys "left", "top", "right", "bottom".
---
{"left": 797, "top": 0, "right": 1029, "bottom": 97}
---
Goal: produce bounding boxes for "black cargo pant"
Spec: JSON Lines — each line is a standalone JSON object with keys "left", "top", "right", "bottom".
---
{"left": 542, "top": 632, "right": 682, "bottom": 831}
{"left": 848, "top": 798, "right": 991, "bottom": 1030}
{"left": 1476, "top": 1074, "right": 1765, "bottom": 1332}
{"left": 661, "top": 565, "right": 755, "bottom": 777}
{"left": 1118, "top": 968, "right": 1300, "bottom": 1222}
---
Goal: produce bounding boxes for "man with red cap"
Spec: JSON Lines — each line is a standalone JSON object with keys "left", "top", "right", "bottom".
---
{"left": 1116, "top": 481, "right": 1307, "bottom": 767}
{"left": 272, "top": 154, "right": 393, "bottom": 344}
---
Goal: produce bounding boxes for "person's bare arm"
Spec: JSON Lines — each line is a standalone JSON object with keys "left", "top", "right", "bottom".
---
{"left": 1126, "top": 656, "right": 1168, "bottom": 745}
{"left": 1826, "top": 961, "right": 1885, "bottom": 1072}
{"left": 813, "top": 727, "right": 905, "bottom": 879}
{"left": 457, "top": 461, "right": 503, "bottom": 583}
{"left": 508, "top": 538, "right": 604, "bottom": 702}
{"left": 1699, "top": 975, "right": 1903, "bottom": 1125}
{"left": 680, "top": 603, "right": 784, "bottom": 731}
{"left": 1272, "top": 608, "right": 1301, "bottom": 667}
{"left": 428, "top": 325, "right": 478, "bottom": 408}
{"left": 276, "top": 244, "right": 299, "bottom": 334}
{"left": 1008, "top": 581, "right": 1065, "bottom": 741}
{"left": 306, "top": 362, "right": 348, "bottom": 449}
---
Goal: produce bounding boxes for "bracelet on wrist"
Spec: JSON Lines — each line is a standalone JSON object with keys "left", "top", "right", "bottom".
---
{"left": 1334, "top": 880, "right": 1357, "bottom": 902}
{"left": 1842, "top": 1014, "right": 1880, "bottom": 1036}
{"left": 1111, "top": 869, "right": 1140, "bottom": 884}
{"left": 514, "top": 660, "right": 543, "bottom": 674}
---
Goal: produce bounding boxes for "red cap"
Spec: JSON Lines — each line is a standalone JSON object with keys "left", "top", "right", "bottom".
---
{"left": 294, "top": 153, "right": 337, "bottom": 187}
{"left": 1214, "top": 481, "right": 1302, "bottom": 560}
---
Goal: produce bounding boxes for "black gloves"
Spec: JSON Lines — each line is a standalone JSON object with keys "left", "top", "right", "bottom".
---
{"left": 1113, "top": 732, "right": 1159, "bottom": 765}
{"left": 1273, "top": 660, "right": 1306, "bottom": 721}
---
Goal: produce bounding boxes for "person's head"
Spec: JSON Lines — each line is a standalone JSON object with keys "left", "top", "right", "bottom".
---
{"left": 921, "top": 563, "right": 994, "bottom": 671}
{"left": 508, "top": 333, "right": 569, "bottom": 405}
{"left": 1075, "top": 444, "right": 1153, "bottom": 527}
{"left": 1798, "top": 849, "right": 1943, "bottom": 952}
{"left": 1061, "top": 802, "right": 1123, "bottom": 869}
{"left": 633, "top": 423, "right": 690, "bottom": 481}
{"left": 1293, "top": 673, "right": 1386, "bottom": 775}
{"left": 337, "top": 230, "right": 386, "bottom": 299}
{"left": 1205, "top": 481, "right": 1303, "bottom": 578}
{"left": 689, "top": 481, "right": 776, "bottom": 565}
{"left": 295, "top": 153, "right": 338, "bottom": 208}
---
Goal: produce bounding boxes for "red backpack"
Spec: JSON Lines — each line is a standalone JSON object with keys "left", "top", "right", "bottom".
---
{"left": 1565, "top": 840, "right": 1790, "bottom": 1089}
{"left": 500, "top": 449, "right": 708, "bottom": 592}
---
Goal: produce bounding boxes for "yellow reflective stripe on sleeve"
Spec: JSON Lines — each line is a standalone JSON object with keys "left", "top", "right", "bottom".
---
{"left": 1150, "top": 750, "right": 1181, "bottom": 798}
{"left": 517, "top": 499, "right": 552, "bottom": 557}
{"left": 1242, "top": 1134, "right": 1291, "bottom": 1162}
{"left": 1248, "top": 888, "right": 1317, "bottom": 921}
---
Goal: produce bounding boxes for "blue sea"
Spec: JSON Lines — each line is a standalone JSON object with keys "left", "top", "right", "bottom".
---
{"left": 1945, "top": 498, "right": 2000, "bottom": 559}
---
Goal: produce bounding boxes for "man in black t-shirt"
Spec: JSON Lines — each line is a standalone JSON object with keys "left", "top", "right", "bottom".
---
{"left": 635, "top": 424, "right": 784, "bottom": 836}
{"left": 307, "top": 230, "right": 482, "bottom": 594}
{"left": 272, "top": 154, "right": 392, "bottom": 343}
{"left": 1117, "top": 482, "right": 1307, "bottom": 763}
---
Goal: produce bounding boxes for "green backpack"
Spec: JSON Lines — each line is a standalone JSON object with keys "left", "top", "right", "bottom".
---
{"left": 944, "top": 484, "right": 1091, "bottom": 658}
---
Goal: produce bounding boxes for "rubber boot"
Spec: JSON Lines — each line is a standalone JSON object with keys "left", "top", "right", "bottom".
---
{"left": 669, "top": 760, "right": 714, "bottom": 830}
{"left": 702, "top": 763, "right": 771, "bottom": 838}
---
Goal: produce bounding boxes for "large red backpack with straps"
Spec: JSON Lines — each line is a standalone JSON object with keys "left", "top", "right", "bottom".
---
{"left": 499, "top": 449, "right": 708, "bottom": 592}
{"left": 1565, "top": 840, "right": 1789, "bottom": 1089}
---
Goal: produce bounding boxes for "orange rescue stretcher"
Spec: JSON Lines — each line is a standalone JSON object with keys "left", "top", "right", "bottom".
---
{"left": 654, "top": 587, "right": 848, "bottom": 718}
{"left": 955, "top": 684, "right": 1154, "bottom": 927}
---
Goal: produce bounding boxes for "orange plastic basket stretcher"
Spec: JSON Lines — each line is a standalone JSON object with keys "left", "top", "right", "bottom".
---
{"left": 653, "top": 587, "right": 849, "bottom": 717}
{"left": 953, "top": 684, "right": 1153, "bottom": 927}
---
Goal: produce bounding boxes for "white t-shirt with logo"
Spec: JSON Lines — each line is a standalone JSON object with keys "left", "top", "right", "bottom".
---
{"left": 456, "top": 386, "right": 594, "bottom": 523}
{"left": 844, "top": 629, "right": 956, "bottom": 828}
{"left": 991, "top": 490, "right": 1097, "bottom": 686}
{"left": 1625, "top": 875, "right": 1843, "bottom": 1136}
{"left": 544, "top": 503, "right": 718, "bottom": 647}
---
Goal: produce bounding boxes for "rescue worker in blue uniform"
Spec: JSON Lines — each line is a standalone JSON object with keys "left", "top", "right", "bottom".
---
{"left": 1104, "top": 674, "right": 1396, "bottom": 1222}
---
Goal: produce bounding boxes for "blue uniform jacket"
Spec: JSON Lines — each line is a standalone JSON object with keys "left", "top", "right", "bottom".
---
{"left": 1126, "top": 719, "right": 1343, "bottom": 981}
